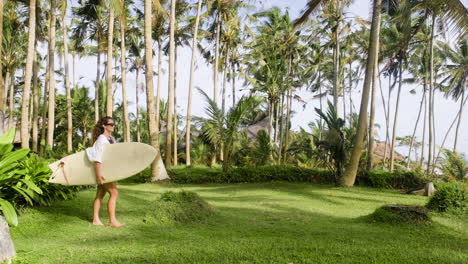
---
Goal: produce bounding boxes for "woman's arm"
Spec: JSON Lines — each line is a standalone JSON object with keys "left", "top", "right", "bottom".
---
{"left": 94, "top": 162, "right": 105, "bottom": 184}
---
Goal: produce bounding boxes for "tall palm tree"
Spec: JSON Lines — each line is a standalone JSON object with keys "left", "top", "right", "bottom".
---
{"left": 72, "top": 0, "right": 106, "bottom": 122}
{"left": 145, "top": 0, "right": 167, "bottom": 180}
{"left": 128, "top": 24, "right": 144, "bottom": 142}
{"left": 46, "top": 0, "right": 57, "bottom": 149}
{"left": 185, "top": 0, "right": 204, "bottom": 167}
{"left": 21, "top": 0, "right": 37, "bottom": 148}
{"left": 60, "top": 0, "right": 73, "bottom": 152}
{"left": 439, "top": 40, "right": 467, "bottom": 152}
{"left": 119, "top": 0, "right": 130, "bottom": 142}
{"left": 105, "top": 0, "right": 117, "bottom": 116}
{"left": 342, "top": 0, "right": 382, "bottom": 186}
{"left": 166, "top": 0, "right": 176, "bottom": 167}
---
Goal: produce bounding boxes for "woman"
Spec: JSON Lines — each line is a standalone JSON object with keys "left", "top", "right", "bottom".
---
{"left": 86, "top": 116, "right": 124, "bottom": 227}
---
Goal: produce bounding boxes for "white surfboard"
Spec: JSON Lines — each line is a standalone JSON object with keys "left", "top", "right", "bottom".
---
{"left": 48, "top": 142, "right": 165, "bottom": 185}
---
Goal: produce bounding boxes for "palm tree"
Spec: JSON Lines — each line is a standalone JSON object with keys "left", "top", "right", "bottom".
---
{"left": 185, "top": 0, "right": 204, "bottom": 167}
{"left": 119, "top": 0, "right": 130, "bottom": 142}
{"left": 73, "top": 0, "right": 107, "bottom": 122}
{"left": 439, "top": 40, "right": 467, "bottom": 152}
{"left": 342, "top": 0, "right": 382, "bottom": 186}
{"left": 128, "top": 24, "right": 144, "bottom": 142}
{"left": 105, "top": 0, "right": 117, "bottom": 116}
{"left": 21, "top": 0, "right": 37, "bottom": 149}
{"left": 59, "top": 0, "right": 73, "bottom": 152}
{"left": 414, "top": 0, "right": 468, "bottom": 173}
{"left": 145, "top": 0, "right": 168, "bottom": 181}
{"left": 166, "top": 0, "right": 176, "bottom": 167}
{"left": 46, "top": 0, "right": 57, "bottom": 150}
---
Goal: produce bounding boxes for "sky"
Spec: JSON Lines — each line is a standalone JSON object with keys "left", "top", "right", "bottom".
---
{"left": 64, "top": 0, "right": 468, "bottom": 160}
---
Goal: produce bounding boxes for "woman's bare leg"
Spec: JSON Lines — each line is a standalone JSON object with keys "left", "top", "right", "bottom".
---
{"left": 105, "top": 182, "right": 124, "bottom": 227}
{"left": 92, "top": 185, "right": 106, "bottom": 226}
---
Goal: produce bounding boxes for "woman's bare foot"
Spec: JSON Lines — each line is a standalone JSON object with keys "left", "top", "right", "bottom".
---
{"left": 109, "top": 221, "right": 124, "bottom": 227}
{"left": 93, "top": 219, "right": 104, "bottom": 226}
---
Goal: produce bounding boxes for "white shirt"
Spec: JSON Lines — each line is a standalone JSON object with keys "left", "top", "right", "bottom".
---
{"left": 86, "top": 134, "right": 113, "bottom": 163}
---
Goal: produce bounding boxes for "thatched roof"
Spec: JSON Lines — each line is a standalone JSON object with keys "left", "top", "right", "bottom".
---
{"left": 373, "top": 141, "right": 405, "bottom": 163}
{"left": 246, "top": 117, "right": 269, "bottom": 139}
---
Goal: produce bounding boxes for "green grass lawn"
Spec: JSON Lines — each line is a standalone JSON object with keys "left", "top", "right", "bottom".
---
{"left": 10, "top": 182, "right": 468, "bottom": 264}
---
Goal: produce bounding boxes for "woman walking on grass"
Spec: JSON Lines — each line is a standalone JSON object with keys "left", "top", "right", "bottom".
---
{"left": 86, "top": 116, "right": 124, "bottom": 227}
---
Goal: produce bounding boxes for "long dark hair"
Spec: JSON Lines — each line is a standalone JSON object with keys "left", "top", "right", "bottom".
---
{"left": 92, "top": 116, "right": 113, "bottom": 143}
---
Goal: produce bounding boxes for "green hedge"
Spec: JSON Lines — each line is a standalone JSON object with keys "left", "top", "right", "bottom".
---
{"left": 358, "top": 170, "right": 429, "bottom": 189}
{"left": 168, "top": 165, "right": 335, "bottom": 184}
{"left": 165, "top": 166, "right": 428, "bottom": 189}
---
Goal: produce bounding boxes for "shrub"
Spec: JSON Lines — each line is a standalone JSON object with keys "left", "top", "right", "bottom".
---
{"left": 143, "top": 191, "right": 214, "bottom": 225}
{"left": 0, "top": 128, "right": 79, "bottom": 226}
{"left": 426, "top": 182, "right": 467, "bottom": 214}
{"left": 361, "top": 169, "right": 428, "bottom": 189}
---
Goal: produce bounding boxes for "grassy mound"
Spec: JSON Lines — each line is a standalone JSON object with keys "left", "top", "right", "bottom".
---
{"left": 143, "top": 191, "right": 214, "bottom": 225}
{"left": 368, "top": 204, "right": 431, "bottom": 224}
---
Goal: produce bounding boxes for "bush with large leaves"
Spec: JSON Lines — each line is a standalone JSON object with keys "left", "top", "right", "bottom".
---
{"left": 0, "top": 129, "right": 77, "bottom": 226}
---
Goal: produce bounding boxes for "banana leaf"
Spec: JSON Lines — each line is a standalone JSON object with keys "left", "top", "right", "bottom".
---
{"left": 0, "top": 128, "right": 15, "bottom": 144}
{"left": 0, "top": 198, "right": 18, "bottom": 226}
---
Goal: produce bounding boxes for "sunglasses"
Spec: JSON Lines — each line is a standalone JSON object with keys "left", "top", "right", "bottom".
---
{"left": 104, "top": 123, "right": 115, "bottom": 127}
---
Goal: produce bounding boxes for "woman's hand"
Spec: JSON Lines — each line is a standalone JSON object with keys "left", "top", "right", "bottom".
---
{"left": 94, "top": 162, "right": 105, "bottom": 184}
{"left": 96, "top": 175, "right": 105, "bottom": 185}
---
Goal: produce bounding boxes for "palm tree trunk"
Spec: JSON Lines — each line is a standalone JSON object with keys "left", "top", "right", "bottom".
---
{"left": 155, "top": 38, "right": 162, "bottom": 141}
{"left": 4, "top": 71, "right": 10, "bottom": 128}
{"left": 284, "top": 89, "right": 292, "bottom": 161}
{"left": 185, "top": 0, "right": 203, "bottom": 167}
{"left": 383, "top": 73, "right": 392, "bottom": 165}
{"left": 333, "top": 1, "right": 340, "bottom": 115}
{"left": 2, "top": 71, "right": 7, "bottom": 116}
{"left": 106, "top": 7, "right": 114, "bottom": 117}
{"left": 72, "top": 51, "right": 76, "bottom": 88}
{"left": 367, "top": 55, "right": 378, "bottom": 170}
{"left": 427, "top": 14, "right": 435, "bottom": 174}
{"left": 268, "top": 101, "right": 273, "bottom": 142}
{"left": 278, "top": 93, "right": 285, "bottom": 163}
{"left": 40, "top": 44, "right": 50, "bottom": 155}
{"left": 0, "top": 0, "right": 4, "bottom": 116}
{"left": 173, "top": 48, "right": 178, "bottom": 167}
{"left": 120, "top": 14, "right": 131, "bottom": 142}
{"left": 136, "top": 67, "right": 140, "bottom": 142}
{"left": 21, "top": 0, "right": 37, "bottom": 149}
{"left": 389, "top": 61, "right": 403, "bottom": 172}
{"left": 95, "top": 51, "right": 101, "bottom": 122}
{"left": 213, "top": 14, "right": 221, "bottom": 104}
{"left": 342, "top": 0, "right": 382, "bottom": 186}
{"left": 420, "top": 86, "right": 427, "bottom": 168}
{"left": 63, "top": 13, "right": 73, "bottom": 152}
{"left": 46, "top": 0, "right": 56, "bottom": 149}
{"left": 8, "top": 73, "right": 14, "bottom": 129}
{"left": 406, "top": 89, "right": 426, "bottom": 169}
{"left": 222, "top": 47, "right": 229, "bottom": 114}
{"left": 231, "top": 62, "right": 236, "bottom": 106}
{"left": 165, "top": 0, "right": 176, "bottom": 167}
{"left": 274, "top": 97, "right": 280, "bottom": 147}
{"left": 333, "top": 36, "right": 340, "bottom": 114}
{"left": 453, "top": 88, "right": 465, "bottom": 152}
{"left": 348, "top": 61, "right": 353, "bottom": 118}
{"left": 145, "top": 0, "right": 166, "bottom": 181}
{"left": 32, "top": 41, "right": 39, "bottom": 152}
